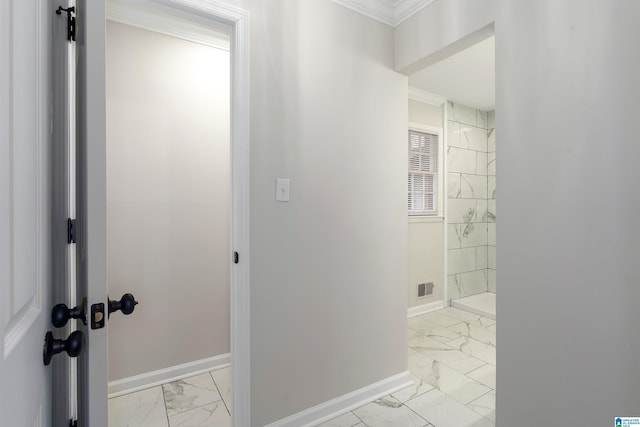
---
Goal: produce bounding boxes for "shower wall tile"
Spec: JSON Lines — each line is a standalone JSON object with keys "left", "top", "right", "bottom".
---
{"left": 488, "top": 176, "right": 496, "bottom": 199}
{"left": 448, "top": 199, "right": 477, "bottom": 224}
{"left": 461, "top": 126, "right": 488, "bottom": 152}
{"left": 477, "top": 110, "right": 488, "bottom": 129}
{"left": 447, "top": 105, "right": 496, "bottom": 302}
{"left": 488, "top": 246, "right": 496, "bottom": 270}
{"left": 476, "top": 152, "right": 487, "bottom": 176}
{"left": 488, "top": 269, "right": 496, "bottom": 293}
{"left": 459, "top": 270, "right": 488, "bottom": 297}
{"left": 460, "top": 174, "right": 487, "bottom": 199}
{"left": 448, "top": 146, "right": 477, "bottom": 174}
{"left": 448, "top": 173, "right": 461, "bottom": 198}
{"left": 475, "top": 200, "right": 488, "bottom": 223}
{"left": 488, "top": 223, "right": 496, "bottom": 246}
{"left": 459, "top": 222, "right": 488, "bottom": 248}
{"left": 486, "top": 200, "right": 496, "bottom": 223}
{"left": 449, "top": 247, "right": 477, "bottom": 275}
{"left": 487, "top": 152, "right": 496, "bottom": 176}
{"left": 487, "top": 111, "right": 495, "bottom": 129}
{"left": 448, "top": 101, "right": 477, "bottom": 127}
{"left": 448, "top": 121, "right": 464, "bottom": 148}
{"left": 448, "top": 271, "right": 490, "bottom": 299}
{"left": 448, "top": 274, "right": 462, "bottom": 300}
{"left": 488, "top": 128, "right": 495, "bottom": 152}
{"left": 448, "top": 224, "right": 461, "bottom": 249}
{"left": 477, "top": 247, "right": 488, "bottom": 270}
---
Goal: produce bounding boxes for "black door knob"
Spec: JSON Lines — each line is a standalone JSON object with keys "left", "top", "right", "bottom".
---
{"left": 51, "top": 302, "right": 86, "bottom": 328}
{"left": 108, "top": 293, "right": 138, "bottom": 317}
{"left": 43, "top": 330, "right": 83, "bottom": 366}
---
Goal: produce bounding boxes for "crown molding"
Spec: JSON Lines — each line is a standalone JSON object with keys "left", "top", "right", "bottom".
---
{"left": 330, "top": 0, "right": 436, "bottom": 27}
{"left": 394, "top": 0, "right": 436, "bottom": 26}
{"left": 408, "top": 86, "right": 447, "bottom": 106}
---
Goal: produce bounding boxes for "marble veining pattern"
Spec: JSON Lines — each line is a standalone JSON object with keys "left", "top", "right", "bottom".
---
{"left": 163, "top": 372, "right": 222, "bottom": 416}
{"left": 109, "top": 307, "right": 496, "bottom": 427}
{"left": 168, "top": 401, "right": 231, "bottom": 427}
{"left": 447, "top": 103, "right": 496, "bottom": 301}
{"left": 108, "top": 386, "right": 169, "bottom": 427}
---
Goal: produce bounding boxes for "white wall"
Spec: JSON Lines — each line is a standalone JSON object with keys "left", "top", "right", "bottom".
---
{"left": 106, "top": 21, "right": 230, "bottom": 381}
{"left": 497, "top": 1, "right": 640, "bottom": 424}
{"left": 398, "top": 0, "right": 640, "bottom": 423}
{"left": 235, "top": 1, "right": 408, "bottom": 425}
{"left": 394, "top": 0, "right": 496, "bottom": 74}
{"left": 407, "top": 100, "right": 445, "bottom": 307}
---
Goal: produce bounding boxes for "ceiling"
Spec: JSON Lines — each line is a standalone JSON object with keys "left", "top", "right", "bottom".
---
{"left": 409, "top": 36, "right": 495, "bottom": 111}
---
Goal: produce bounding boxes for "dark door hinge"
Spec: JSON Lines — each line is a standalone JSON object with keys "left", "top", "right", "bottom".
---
{"left": 55, "top": 6, "right": 76, "bottom": 42}
{"left": 67, "top": 218, "right": 76, "bottom": 244}
{"left": 69, "top": 419, "right": 77, "bottom": 427}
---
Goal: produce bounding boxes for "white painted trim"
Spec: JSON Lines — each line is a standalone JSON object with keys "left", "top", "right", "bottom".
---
{"left": 107, "top": 1, "right": 251, "bottom": 425}
{"left": 409, "top": 86, "right": 447, "bottom": 107}
{"left": 408, "top": 215, "right": 443, "bottom": 223}
{"left": 107, "top": 0, "right": 231, "bottom": 51}
{"left": 394, "top": 0, "right": 436, "bottom": 26}
{"left": 329, "top": 0, "right": 395, "bottom": 26}
{"left": 407, "top": 300, "right": 445, "bottom": 317}
{"left": 329, "top": 0, "right": 435, "bottom": 27}
{"left": 442, "top": 102, "right": 449, "bottom": 306}
{"left": 264, "top": 371, "right": 413, "bottom": 427}
{"left": 107, "top": 353, "right": 231, "bottom": 398}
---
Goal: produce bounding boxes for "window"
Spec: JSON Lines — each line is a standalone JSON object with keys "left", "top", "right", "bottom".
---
{"left": 408, "top": 128, "right": 439, "bottom": 215}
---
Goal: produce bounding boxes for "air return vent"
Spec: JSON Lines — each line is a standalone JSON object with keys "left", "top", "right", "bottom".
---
{"left": 417, "top": 282, "right": 434, "bottom": 298}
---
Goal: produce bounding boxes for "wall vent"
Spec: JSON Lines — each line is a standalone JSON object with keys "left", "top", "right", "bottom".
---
{"left": 417, "top": 282, "right": 434, "bottom": 298}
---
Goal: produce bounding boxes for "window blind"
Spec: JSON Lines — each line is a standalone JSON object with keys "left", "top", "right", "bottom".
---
{"left": 408, "top": 129, "right": 438, "bottom": 214}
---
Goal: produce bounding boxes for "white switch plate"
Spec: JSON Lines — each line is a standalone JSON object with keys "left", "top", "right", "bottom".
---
{"left": 276, "top": 178, "right": 290, "bottom": 202}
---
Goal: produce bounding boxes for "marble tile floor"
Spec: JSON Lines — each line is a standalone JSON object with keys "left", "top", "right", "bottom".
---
{"left": 318, "top": 306, "right": 496, "bottom": 427}
{"left": 108, "top": 366, "right": 231, "bottom": 427}
{"left": 108, "top": 306, "right": 495, "bottom": 427}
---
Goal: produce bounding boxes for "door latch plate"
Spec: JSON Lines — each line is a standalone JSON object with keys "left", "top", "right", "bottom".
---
{"left": 90, "top": 303, "right": 105, "bottom": 329}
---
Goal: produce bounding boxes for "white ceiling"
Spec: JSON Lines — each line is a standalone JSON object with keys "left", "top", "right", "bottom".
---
{"left": 409, "top": 36, "right": 495, "bottom": 111}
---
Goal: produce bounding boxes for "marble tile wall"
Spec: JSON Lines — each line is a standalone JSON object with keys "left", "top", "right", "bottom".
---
{"left": 447, "top": 102, "right": 496, "bottom": 300}
{"left": 487, "top": 111, "right": 496, "bottom": 293}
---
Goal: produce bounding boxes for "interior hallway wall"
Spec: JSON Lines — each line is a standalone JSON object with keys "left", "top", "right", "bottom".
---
{"left": 408, "top": 100, "right": 445, "bottom": 308}
{"left": 226, "top": 1, "right": 408, "bottom": 425}
{"left": 497, "top": 1, "right": 640, "bottom": 423}
{"left": 396, "top": 0, "right": 640, "bottom": 423}
{"left": 106, "top": 21, "right": 231, "bottom": 381}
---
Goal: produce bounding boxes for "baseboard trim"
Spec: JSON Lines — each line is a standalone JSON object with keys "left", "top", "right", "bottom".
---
{"left": 108, "top": 353, "right": 230, "bottom": 398}
{"left": 407, "top": 300, "right": 445, "bottom": 317}
{"left": 265, "top": 371, "right": 413, "bottom": 427}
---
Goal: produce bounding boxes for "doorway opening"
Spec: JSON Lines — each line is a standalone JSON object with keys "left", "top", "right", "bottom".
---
{"left": 97, "top": 1, "right": 250, "bottom": 426}
{"left": 403, "top": 35, "right": 496, "bottom": 425}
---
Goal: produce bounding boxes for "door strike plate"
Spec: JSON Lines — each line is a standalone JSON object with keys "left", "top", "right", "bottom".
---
{"left": 90, "top": 303, "right": 105, "bottom": 329}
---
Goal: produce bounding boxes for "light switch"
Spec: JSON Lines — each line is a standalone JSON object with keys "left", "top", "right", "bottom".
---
{"left": 276, "top": 178, "right": 290, "bottom": 202}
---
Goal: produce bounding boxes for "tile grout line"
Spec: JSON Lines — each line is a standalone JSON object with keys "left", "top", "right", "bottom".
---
{"left": 210, "top": 370, "right": 231, "bottom": 417}
{"left": 160, "top": 384, "right": 171, "bottom": 427}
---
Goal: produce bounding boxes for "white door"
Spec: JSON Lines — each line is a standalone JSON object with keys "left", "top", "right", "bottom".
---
{"left": 75, "top": 0, "right": 110, "bottom": 425}
{"left": 71, "top": 1, "right": 250, "bottom": 425}
{"left": 0, "top": 1, "right": 56, "bottom": 425}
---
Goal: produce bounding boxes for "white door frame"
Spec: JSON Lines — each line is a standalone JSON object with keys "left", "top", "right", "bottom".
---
{"left": 102, "top": 0, "right": 251, "bottom": 425}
